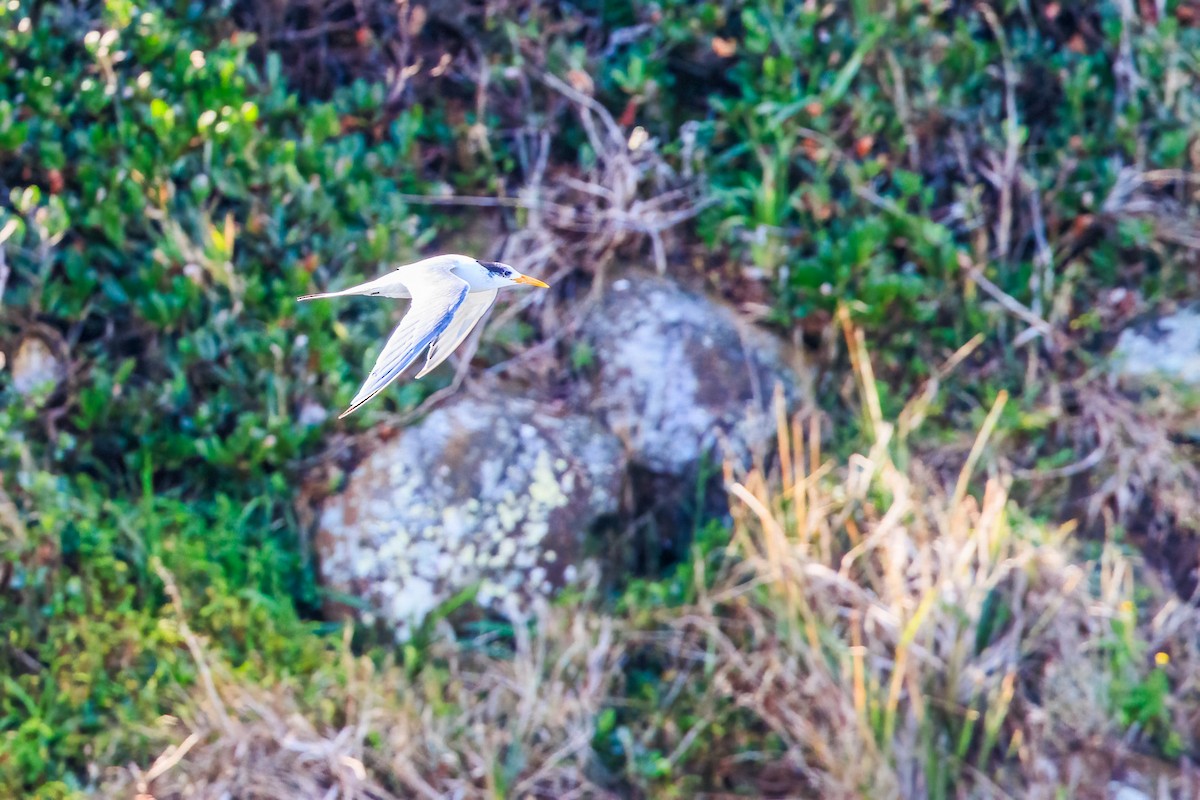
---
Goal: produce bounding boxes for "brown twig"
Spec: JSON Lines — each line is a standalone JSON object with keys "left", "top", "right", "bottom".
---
{"left": 964, "top": 263, "right": 1066, "bottom": 353}
{"left": 1010, "top": 442, "right": 1109, "bottom": 481}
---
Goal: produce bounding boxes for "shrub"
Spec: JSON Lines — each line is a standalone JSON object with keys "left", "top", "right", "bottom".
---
{"left": 0, "top": 1, "right": 436, "bottom": 791}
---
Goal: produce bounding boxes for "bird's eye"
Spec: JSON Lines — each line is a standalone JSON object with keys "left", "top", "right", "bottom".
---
{"left": 504, "top": 270, "right": 513, "bottom": 278}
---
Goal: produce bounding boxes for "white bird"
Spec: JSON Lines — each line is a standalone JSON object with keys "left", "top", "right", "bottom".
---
{"left": 298, "top": 254, "right": 549, "bottom": 419}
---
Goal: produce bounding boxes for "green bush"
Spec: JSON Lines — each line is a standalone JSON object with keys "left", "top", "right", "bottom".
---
{"left": 609, "top": 0, "right": 1198, "bottom": 337}
{"left": 0, "top": 1, "right": 439, "bottom": 792}
{"left": 2, "top": 0, "right": 1198, "bottom": 795}
{"left": 0, "top": 2, "right": 443, "bottom": 484}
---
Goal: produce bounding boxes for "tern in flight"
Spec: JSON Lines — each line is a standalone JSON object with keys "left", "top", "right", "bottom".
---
{"left": 299, "top": 254, "right": 549, "bottom": 418}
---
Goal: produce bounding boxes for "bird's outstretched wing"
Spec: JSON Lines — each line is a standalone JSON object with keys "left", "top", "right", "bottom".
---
{"left": 414, "top": 289, "right": 497, "bottom": 379}
{"left": 339, "top": 270, "right": 469, "bottom": 418}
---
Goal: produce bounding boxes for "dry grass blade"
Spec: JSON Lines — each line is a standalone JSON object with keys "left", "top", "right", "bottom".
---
{"left": 150, "top": 558, "right": 233, "bottom": 737}
{"left": 107, "top": 321, "right": 1200, "bottom": 797}
{"left": 107, "top": 603, "right": 625, "bottom": 800}
{"left": 951, "top": 389, "right": 1008, "bottom": 513}
{"left": 711, "top": 320, "right": 1200, "bottom": 797}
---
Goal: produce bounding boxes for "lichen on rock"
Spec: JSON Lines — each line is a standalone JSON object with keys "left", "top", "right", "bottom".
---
{"left": 1112, "top": 306, "right": 1200, "bottom": 387}
{"left": 311, "top": 273, "right": 805, "bottom": 636}
{"left": 314, "top": 391, "right": 624, "bottom": 638}
{"left": 580, "top": 274, "right": 804, "bottom": 476}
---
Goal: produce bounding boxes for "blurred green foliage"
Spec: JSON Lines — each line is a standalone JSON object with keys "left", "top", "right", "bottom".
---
{"left": 1, "top": 0, "right": 1198, "bottom": 795}
{"left": 0, "top": 1, "right": 438, "bottom": 792}
{"left": 0, "top": 1, "right": 439, "bottom": 486}
{"left": 613, "top": 0, "right": 1197, "bottom": 337}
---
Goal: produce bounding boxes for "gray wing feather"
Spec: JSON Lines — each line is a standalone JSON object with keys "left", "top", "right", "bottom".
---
{"left": 339, "top": 273, "right": 469, "bottom": 418}
{"left": 414, "top": 289, "right": 497, "bottom": 379}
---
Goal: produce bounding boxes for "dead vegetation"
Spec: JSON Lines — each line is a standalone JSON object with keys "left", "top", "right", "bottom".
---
{"left": 106, "top": 600, "right": 626, "bottom": 800}
{"left": 6, "top": 1, "right": 1200, "bottom": 796}
{"left": 374, "top": 64, "right": 709, "bottom": 409}
{"left": 104, "top": 319, "right": 1200, "bottom": 799}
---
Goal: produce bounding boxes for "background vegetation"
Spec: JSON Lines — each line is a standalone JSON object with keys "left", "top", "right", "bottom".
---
{"left": 1, "top": 0, "right": 1198, "bottom": 796}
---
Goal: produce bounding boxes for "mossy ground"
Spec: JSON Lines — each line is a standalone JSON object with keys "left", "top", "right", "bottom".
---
{"left": 1, "top": 1, "right": 1199, "bottom": 797}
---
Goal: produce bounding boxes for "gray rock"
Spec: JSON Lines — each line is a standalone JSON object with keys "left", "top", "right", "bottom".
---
{"left": 314, "top": 392, "right": 624, "bottom": 638}
{"left": 311, "top": 273, "right": 803, "bottom": 635}
{"left": 1112, "top": 307, "right": 1200, "bottom": 386}
{"left": 10, "top": 334, "right": 66, "bottom": 397}
{"left": 580, "top": 275, "right": 801, "bottom": 476}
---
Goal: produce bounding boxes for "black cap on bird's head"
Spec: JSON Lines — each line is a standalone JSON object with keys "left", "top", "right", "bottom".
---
{"left": 477, "top": 260, "right": 511, "bottom": 277}
{"left": 477, "top": 259, "right": 550, "bottom": 288}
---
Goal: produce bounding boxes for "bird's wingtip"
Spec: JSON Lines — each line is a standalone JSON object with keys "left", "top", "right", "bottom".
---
{"left": 338, "top": 394, "right": 371, "bottom": 419}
